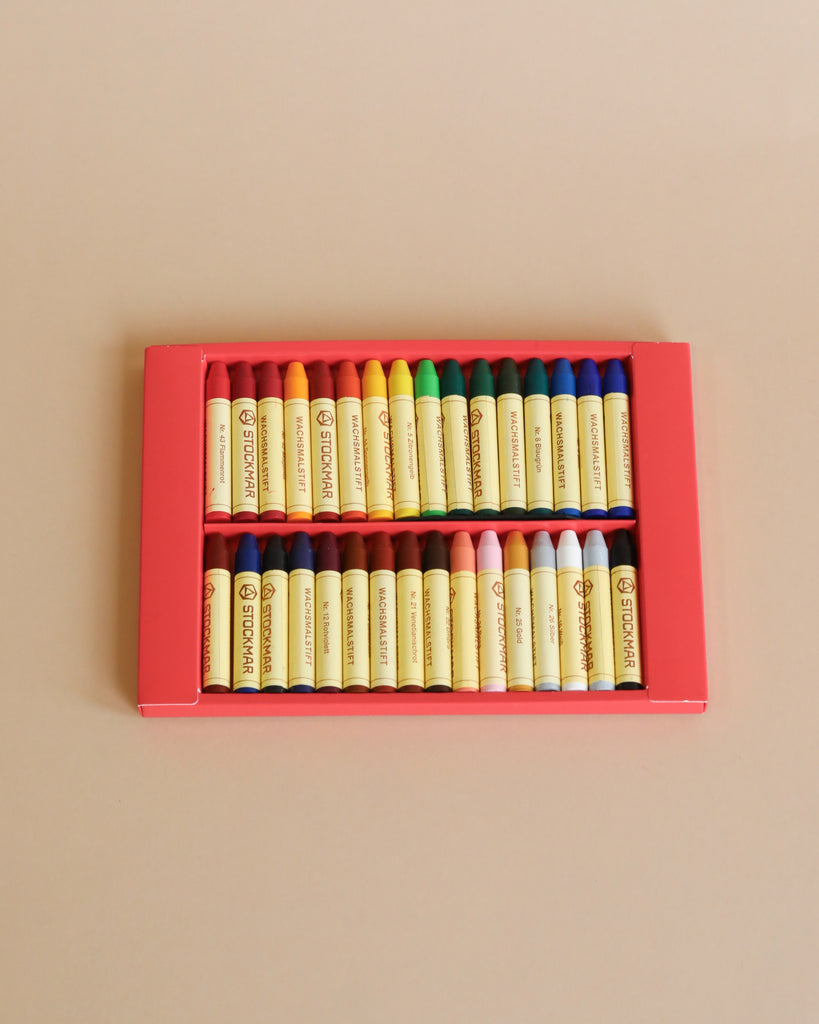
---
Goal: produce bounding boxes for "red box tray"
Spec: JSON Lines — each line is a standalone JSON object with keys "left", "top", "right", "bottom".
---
{"left": 138, "top": 341, "right": 707, "bottom": 716}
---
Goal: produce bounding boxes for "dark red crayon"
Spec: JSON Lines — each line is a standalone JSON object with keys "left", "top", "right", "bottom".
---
{"left": 423, "top": 531, "right": 452, "bottom": 691}
{"left": 369, "top": 532, "right": 397, "bottom": 692}
{"left": 205, "top": 362, "right": 232, "bottom": 523}
{"left": 230, "top": 361, "right": 258, "bottom": 523}
{"left": 256, "top": 361, "right": 286, "bottom": 523}
{"left": 202, "top": 534, "right": 231, "bottom": 692}
{"left": 315, "top": 534, "right": 342, "bottom": 692}
{"left": 336, "top": 360, "right": 367, "bottom": 523}
{"left": 342, "top": 534, "right": 369, "bottom": 692}
{"left": 396, "top": 533, "right": 424, "bottom": 692}
{"left": 310, "top": 361, "right": 341, "bottom": 523}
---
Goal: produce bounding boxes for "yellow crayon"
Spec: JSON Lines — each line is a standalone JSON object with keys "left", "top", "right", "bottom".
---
{"left": 388, "top": 360, "right": 421, "bottom": 519}
{"left": 362, "top": 360, "right": 394, "bottom": 520}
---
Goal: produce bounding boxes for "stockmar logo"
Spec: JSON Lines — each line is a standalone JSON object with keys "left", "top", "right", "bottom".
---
{"left": 239, "top": 583, "right": 258, "bottom": 600}
{"left": 239, "top": 409, "right": 256, "bottom": 426}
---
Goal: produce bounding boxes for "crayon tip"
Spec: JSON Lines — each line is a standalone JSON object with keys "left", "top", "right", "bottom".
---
{"left": 204, "top": 534, "right": 230, "bottom": 571}
{"left": 576, "top": 359, "right": 602, "bottom": 398}
{"left": 256, "top": 361, "right": 283, "bottom": 400}
{"left": 450, "top": 531, "right": 476, "bottom": 573}
{"left": 603, "top": 358, "right": 629, "bottom": 396}
{"left": 309, "top": 360, "right": 335, "bottom": 401}
{"left": 388, "top": 359, "right": 414, "bottom": 398}
{"left": 469, "top": 358, "right": 496, "bottom": 400}
{"left": 530, "top": 531, "right": 555, "bottom": 570}
{"left": 363, "top": 360, "right": 388, "bottom": 399}
{"left": 315, "top": 532, "right": 341, "bottom": 574}
{"left": 550, "top": 358, "right": 576, "bottom": 397}
{"left": 476, "top": 530, "right": 503, "bottom": 572}
{"left": 289, "top": 531, "right": 314, "bottom": 571}
{"left": 582, "top": 529, "right": 609, "bottom": 567}
{"left": 234, "top": 533, "right": 261, "bottom": 574}
{"left": 502, "top": 530, "right": 529, "bottom": 571}
{"left": 342, "top": 533, "right": 368, "bottom": 573}
{"left": 556, "top": 530, "right": 582, "bottom": 569}
{"left": 284, "top": 361, "right": 309, "bottom": 401}
{"left": 262, "top": 535, "right": 287, "bottom": 573}
{"left": 422, "top": 531, "right": 449, "bottom": 572}
{"left": 336, "top": 360, "right": 361, "bottom": 399}
{"left": 414, "top": 359, "right": 440, "bottom": 400}
{"left": 206, "top": 361, "right": 231, "bottom": 400}
{"left": 395, "top": 532, "right": 422, "bottom": 572}
{"left": 496, "top": 358, "right": 522, "bottom": 397}
{"left": 230, "top": 360, "right": 256, "bottom": 399}
{"left": 440, "top": 359, "right": 467, "bottom": 399}
{"left": 369, "top": 531, "right": 395, "bottom": 572}
{"left": 609, "top": 529, "right": 637, "bottom": 569}
{"left": 523, "top": 358, "right": 548, "bottom": 397}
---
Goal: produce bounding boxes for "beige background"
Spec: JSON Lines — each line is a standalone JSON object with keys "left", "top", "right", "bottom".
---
{"left": 2, "top": 2, "right": 817, "bottom": 1021}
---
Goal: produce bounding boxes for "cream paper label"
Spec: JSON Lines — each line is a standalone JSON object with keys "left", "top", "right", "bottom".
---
{"left": 389, "top": 393, "right": 420, "bottom": 516}
{"left": 470, "top": 395, "right": 500, "bottom": 513}
{"left": 362, "top": 396, "right": 394, "bottom": 517}
{"left": 423, "top": 569, "right": 452, "bottom": 688}
{"left": 451, "top": 571, "right": 479, "bottom": 691}
{"left": 337, "top": 397, "right": 366, "bottom": 517}
{"left": 497, "top": 393, "right": 527, "bottom": 511}
{"left": 369, "top": 569, "right": 396, "bottom": 686}
{"left": 551, "top": 395, "right": 581, "bottom": 513}
{"left": 523, "top": 393, "right": 553, "bottom": 514}
{"left": 284, "top": 398, "right": 312, "bottom": 516}
{"left": 477, "top": 568, "right": 507, "bottom": 690}
{"left": 231, "top": 398, "right": 258, "bottom": 516}
{"left": 261, "top": 568, "right": 288, "bottom": 689}
{"left": 610, "top": 565, "right": 642, "bottom": 686}
{"left": 415, "top": 396, "right": 447, "bottom": 515}
{"left": 442, "top": 394, "right": 474, "bottom": 513}
{"left": 205, "top": 398, "right": 231, "bottom": 517}
{"left": 288, "top": 569, "right": 314, "bottom": 687}
{"left": 604, "top": 393, "right": 634, "bottom": 510}
{"left": 584, "top": 563, "right": 615, "bottom": 688}
{"left": 233, "top": 570, "right": 261, "bottom": 690}
{"left": 397, "top": 569, "right": 424, "bottom": 688}
{"left": 258, "top": 396, "right": 285, "bottom": 517}
{"left": 504, "top": 568, "right": 534, "bottom": 690}
{"left": 557, "top": 565, "right": 588, "bottom": 689}
{"left": 202, "top": 567, "right": 230, "bottom": 689}
{"left": 310, "top": 398, "right": 340, "bottom": 518}
{"left": 530, "top": 565, "right": 560, "bottom": 690}
{"left": 342, "top": 569, "right": 369, "bottom": 688}
{"left": 315, "top": 571, "right": 342, "bottom": 687}
{"left": 578, "top": 394, "right": 608, "bottom": 514}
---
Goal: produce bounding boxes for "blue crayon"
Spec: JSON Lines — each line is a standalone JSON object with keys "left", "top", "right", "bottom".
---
{"left": 602, "top": 360, "right": 635, "bottom": 517}
{"left": 576, "top": 359, "right": 608, "bottom": 519}
{"left": 550, "top": 359, "right": 581, "bottom": 518}
{"left": 288, "top": 532, "right": 316, "bottom": 692}
{"left": 233, "top": 534, "right": 262, "bottom": 692}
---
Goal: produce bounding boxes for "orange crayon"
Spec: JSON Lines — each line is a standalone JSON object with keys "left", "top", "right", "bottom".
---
{"left": 284, "top": 362, "right": 313, "bottom": 521}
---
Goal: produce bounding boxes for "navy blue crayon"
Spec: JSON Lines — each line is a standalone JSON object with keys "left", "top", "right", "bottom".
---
{"left": 233, "top": 534, "right": 262, "bottom": 692}
{"left": 576, "top": 359, "right": 608, "bottom": 519}
{"left": 261, "top": 536, "right": 288, "bottom": 692}
{"left": 602, "top": 360, "right": 635, "bottom": 517}
{"left": 550, "top": 358, "right": 581, "bottom": 518}
{"left": 288, "top": 532, "right": 316, "bottom": 692}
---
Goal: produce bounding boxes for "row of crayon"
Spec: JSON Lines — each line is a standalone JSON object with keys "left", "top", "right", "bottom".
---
{"left": 204, "top": 357, "right": 634, "bottom": 523}
{"left": 202, "top": 528, "right": 643, "bottom": 694}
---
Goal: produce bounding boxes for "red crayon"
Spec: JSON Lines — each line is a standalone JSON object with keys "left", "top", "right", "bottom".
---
{"left": 205, "top": 362, "right": 232, "bottom": 522}
{"left": 369, "top": 532, "right": 397, "bottom": 692}
{"left": 335, "top": 360, "right": 367, "bottom": 522}
{"left": 341, "top": 534, "right": 370, "bottom": 692}
{"left": 202, "top": 534, "right": 231, "bottom": 692}
{"left": 309, "top": 361, "right": 341, "bottom": 522}
{"left": 256, "top": 362, "right": 286, "bottom": 522}
{"left": 230, "top": 361, "right": 259, "bottom": 522}
{"left": 396, "top": 533, "right": 424, "bottom": 692}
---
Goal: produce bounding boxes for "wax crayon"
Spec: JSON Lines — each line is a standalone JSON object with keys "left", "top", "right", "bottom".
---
{"left": 476, "top": 531, "right": 507, "bottom": 691}
{"left": 230, "top": 362, "right": 259, "bottom": 521}
{"left": 450, "top": 531, "right": 479, "bottom": 692}
{"left": 336, "top": 360, "right": 367, "bottom": 522}
{"left": 530, "top": 532, "right": 560, "bottom": 691}
{"left": 369, "top": 532, "right": 397, "bottom": 690}
{"left": 204, "top": 362, "right": 232, "bottom": 522}
{"left": 261, "top": 535, "right": 288, "bottom": 692}
{"left": 523, "top": 359, "right": 554, "bottom": 517}
{"left": 550, "top": 359, "right": 581, "bottom": 518}
{"left": 422, "top": 531, "right": 452, "bottom": 690}
{"left": 577, "top": 359, "right": 608, "bottom": 518}
{"left": 315, "top": 533, "right": 342, "bottom": 692}
{"left": 387, "top": 360, "right": 421, "bottom": 519}
{"left": 308, "top": 361, "right": 341, "bottom": 522}
{"left": 362, "top": 360, "right": 394, "bottom": 520}
{"left": 396, "top": 533, "right": 424, "bottom": 691}
{"left": 288, "top": 532, "right": 315, "bottom": 691}
{"left": 257, "top": 362, "right": 286, "bottom": 522}
{"left": 496, "top": 359, "right": 527, "bottom": 516}
{"left": 341, "top": 534, "right": 369, "bottom": 691}
{"left": 414, "top": 360, "right": 447, "bottom": 518}
{"left": 202, "top": 534, "right": 230, "bottom": 692}
{"left": 469, "top": 359, "right": 501, "bottom": 516}
{"left": 556, "top": 531, "right": 587, "bottom": 690}
{"left": 503, "top": 530, "right": 534, "bottom": 691}
{"left": 284, "top": 362, "right": 313, "bottom": 521}
{"left": 233, "top": 534, "right": 262, "bottom": 691}
{"left": 609, "top": 530, "right": 643, "bottom": 689}
{"left": 583, "top": 530, "right": 615, "bottom": 690}
{"left": 603, "top": 360, "right": 635, "bottom": 517}
{"left": 440, "top": 360, "right": 474, "bottom": 516}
